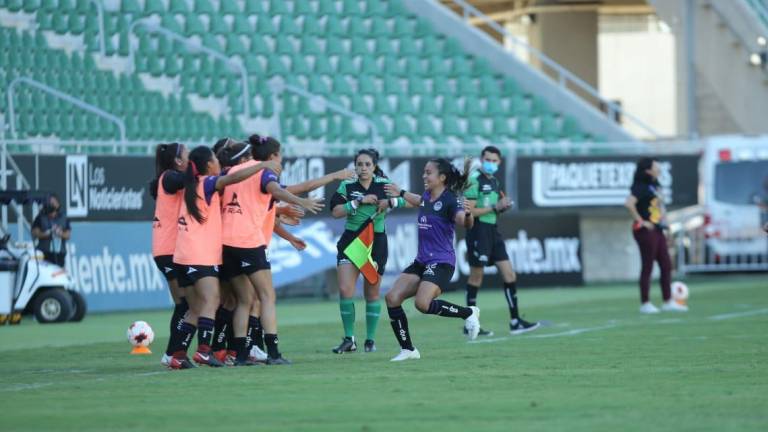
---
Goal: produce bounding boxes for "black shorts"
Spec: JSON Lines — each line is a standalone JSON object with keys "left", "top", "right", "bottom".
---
{"left": 466, "top": 222, "right": 509, "bottom": 267}
{"left": 153, "top": 255, "right": 178, "bottom": 281}
{"left": 174, "top": 264, "right": 219, "bottom": 287}
{"left": 336, "top": 231, "right": 388, "bottom": 276}
{"left": 222, "top": 245, "right": 271, "bottom": 279}
{"left": 403, "top": 261, "right": 455, "bottom": 289}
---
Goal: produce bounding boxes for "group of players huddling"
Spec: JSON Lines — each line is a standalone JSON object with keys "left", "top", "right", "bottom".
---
{"left": 150, "top": 138, "right": 539, "bottom": 368}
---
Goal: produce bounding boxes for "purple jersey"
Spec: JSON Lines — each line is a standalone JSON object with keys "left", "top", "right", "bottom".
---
{"left": 415, "top": 189, "right": 462, "bottom": 265}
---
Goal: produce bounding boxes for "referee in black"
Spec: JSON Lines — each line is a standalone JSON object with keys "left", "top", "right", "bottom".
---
{"left": 464, "top": 146, "right": 539, "bottom": 335}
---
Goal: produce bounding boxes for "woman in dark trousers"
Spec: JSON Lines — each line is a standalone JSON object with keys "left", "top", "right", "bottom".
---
{"left": 624, "top": 158, "right": 687, "bottom": 314}
{"left": 31, "top": 194, "right": 71, "bottom": 267}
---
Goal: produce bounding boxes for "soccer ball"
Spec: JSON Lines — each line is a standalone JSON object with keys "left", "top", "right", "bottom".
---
{"left": 671, "top": 281, "right": 689, "bottom": 305}
{"left": 127, "top": 321, "right": 155, "bottom": 347}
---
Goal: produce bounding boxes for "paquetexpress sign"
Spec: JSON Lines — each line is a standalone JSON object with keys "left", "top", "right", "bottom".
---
{"left": 515, "top": 155, "right": 700, "bottom": 209}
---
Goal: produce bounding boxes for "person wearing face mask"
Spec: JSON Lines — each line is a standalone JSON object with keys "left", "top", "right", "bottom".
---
{"left": 31, "top": 193, "right": 71, "bottom": 267}
{"left": 463, "top": 146, "right": 540, "bottom": 336}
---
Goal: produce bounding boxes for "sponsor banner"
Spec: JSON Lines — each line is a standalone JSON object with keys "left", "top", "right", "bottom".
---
{"left": 516, "top": 155, "right": 699, "bottom": 209}
{"left": 9, "top": 154, "right": 507, "bottom": 221}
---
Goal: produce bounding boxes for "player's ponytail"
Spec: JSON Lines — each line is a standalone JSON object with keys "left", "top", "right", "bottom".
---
{"left": 249, "top": 134, "right": 281, "bottom": 161}
{"left": 150, "top": 142, "right": 184, "bottom": 200}
{"left": 431, "top": 157, "right": 472, "bottom": 194}
{"left": 184, "top": 146, "right": 213, "bottom": 224}
{"left": 355, "top": 148, "right": 386, "bottom": 178}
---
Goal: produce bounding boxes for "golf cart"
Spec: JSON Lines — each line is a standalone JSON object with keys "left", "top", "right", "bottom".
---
{"left": 0, "top": 191, "right": 86, "bottom": 324}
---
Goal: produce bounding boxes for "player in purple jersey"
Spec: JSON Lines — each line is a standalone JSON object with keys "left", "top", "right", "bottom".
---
{"left": 382, "top": 158, "right": 481, "bottom": 362}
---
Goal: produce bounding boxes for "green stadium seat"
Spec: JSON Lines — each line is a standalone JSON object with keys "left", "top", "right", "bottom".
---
{"left": 417, "top": 114, "right": 438, "bottom": 138}
{"left": 221, "top": 1, "right": 240, "bottom": 14}
{"left": 291, "top": 54, "right": 311, "bottom": 75}
{"left": 531, "top": 96, "right": 550, "bottom": 116}
{"left": 383, "top": 56, "right": 403, "bottom": 76}
{"left": 450, "top": 56, "right": 472, "bottom": 77}
{"left": 408, "top": 76, "right": 427, "bottom": 95}
{"left": 225, "top": 34, "right": 247, "bottom": 56}
{"left": 317, "top": 0, "right": 338, "bottom": 16}
{"left": 145, "top": 0, "right": 165, "bottom": 15}
{"left": 268, "top": 0, "right": 289, "bottom": 15}
{"left": 348, "top": 17, "right": 368, "bottom": 36}
{"left": 351, "top": 37, "right": 368, "bottom": 56}
{"left": 463, "top": 96, "right": 483, "bottom": 116}
{"left": 456, "top": 76, "right": 477, "bottom": 95}
{"left": 275, "top": 35, "right": 293, "bottom": 55}
{"left": 491, "top": 116, "right": 513, "bottom": 138}
{"left": 325, "top": 36, "right": 344, "bottom": 56}
{"left": 343, "top": 0, "right": 362, "bottom": 16}
{"left": 279, "top": 16, "right": 300, "bottom": 36}
{"left": 324, "top": 16, "right": 345, "bottom": 36}
{"left": 426, "top": 56, "right": 449, "bottom": 76}
{"left": 302, "top": 15, "right": 322, "bottom": 35}
{"left": 375, "top": 37, "right": 393, "bottom": 56}
{"left": 256, "top": 13, "right": 277, "bottom": 34}
{"left": 232, "top": 15, "right": 252, "bottom": 34}
{"left": 510, "top": 94, "right": 530, "bottom": 116}
{"left": 485, "top": 95, "right": 504, "bottom": 117}
{"left": 443, "top": 38, "right": 463, "bottom": 56}
{"left": 294, "top": 1, "right": 313, "bottom": 15}
{"left": 502, "top": 76, "right": 522, "bottom": 95}
{"left": 169, "top": 0, "right": 189, "bottom": 13}
{"left": 309, "top": 75, "right": 329, "bottom": 94}
{"left": 396, "top": 95, "right": 416, "bottom": 115}
{"left": 393, "top": 16, "right": 411, "bottom": 37}
{"left": 351, "top": 94, "right": 371, "bottom": 115}
{"left": 383, "top": 75, "right": 403, "bottom": 95}
{"left": 441, "top": 115, "right": 462, "bottom": 137}
{"left": 370, "top": 17, "right": 389, "bottom": 37}
{"left": 418, "top": 97, "right": 438, "bottom": 114}
{"left": 337, "top": 56, "right": 356, "bottom": 75}
{"left": 249, "top": 35, "right": 271, "bottom": 55}
{"left": 267, "top": 55, "right": 288, "bottom": 76}
{"left": 399, "top": 38, "right": 419, "bottom": 57}
{"left": 540, "top": 115, "right": 560, "bottom": 142}
{"left": 244, "top": 0, "right": 263, "bottom": 14}
{"left": 516, "top": 116, "right": 535, "bottom": 142}
{"left": 209, "top": 14, "right": 229, "bottom": 34}
{"left": 467, "top": 117, "right": 487, "bottom": 136}
{"left": 373, "top": 94, "right": 394, "bottom": 115}
{"left": 364, "top": 0, "right": 387, "bottom": 17}
{"left": 391, "top": 115, "right": 414, "bottom": 140}
{"left": 441, "top": 97, "right": 460, "bottom": 115}
{"left": 24, "top": 0, "right": 41, "bottom": 13}
{"left": 561, "top": 116, "right": 583, "bottom": 140}
{"left": 332, "top": 75, "right": 352, "bottom": 96}
{"left": 184, "top": 13, "right": 206, "bottom": 35}
{"left": 360, "top": 56, "right": 379, "bottom": 76}
{"left": 358, "top": 75, "right": 377, "bottom": 95}
{"left": 194, "top": 0, "right": 215, "bottom": 14}
{"left": 432, "top": 77, "right": 452, "bottom": 95}
{"left": 122, "top": 0, "right": 140, "bottom": 14}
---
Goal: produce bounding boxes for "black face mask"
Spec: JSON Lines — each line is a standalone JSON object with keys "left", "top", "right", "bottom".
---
{"left": 44, "top": 204, "right": 59, "bottom": 215}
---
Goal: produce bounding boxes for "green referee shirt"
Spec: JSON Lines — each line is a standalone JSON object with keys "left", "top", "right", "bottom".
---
{"left": 464, "top": 170, "right": 501, "bottom": 225}
{"left": 334, "top": 176, "right": 404, "bottom": 233}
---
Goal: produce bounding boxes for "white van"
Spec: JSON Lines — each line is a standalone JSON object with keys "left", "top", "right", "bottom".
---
{"left": 701, "top": 135, "right": 768, "bottom": 259}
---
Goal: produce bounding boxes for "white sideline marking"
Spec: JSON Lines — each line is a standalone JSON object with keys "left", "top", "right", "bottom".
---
{"left": 708, "top": 308, "right": 768, "bottom": 321}
{"left": 470, "top": 323, "right": 619, "bottom": 344}
{"left": 528, "top": 324, "right": 618, "bottom": 339}
{"left": 0, "top": 382, "right": 54, "bottom": 392}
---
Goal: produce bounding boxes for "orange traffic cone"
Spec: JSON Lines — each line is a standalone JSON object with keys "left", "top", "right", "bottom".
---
{"left": 130, "top": 346, "right": 152, "bottom": 355}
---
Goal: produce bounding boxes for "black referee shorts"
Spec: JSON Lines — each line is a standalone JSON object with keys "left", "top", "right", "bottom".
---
{"left": 466, "top": 222, "right": 509, "bottom": 267}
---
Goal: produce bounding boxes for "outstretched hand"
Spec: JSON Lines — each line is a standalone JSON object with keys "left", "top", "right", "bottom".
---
{"left": 300, "top": 197, "right": 325, "bottom": 214}
{"left": 384, "top": 183, "right": 400, "bottom": 197}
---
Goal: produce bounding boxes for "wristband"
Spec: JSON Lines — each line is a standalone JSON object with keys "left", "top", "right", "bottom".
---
{"left": 344, "top": 201, "right": 357, "bottom": 214}
{"left": 399, "top": 189, "right": 406, "bottom": 198}
{"left": 389, "top": 198, "right": 399, "bottom": 208}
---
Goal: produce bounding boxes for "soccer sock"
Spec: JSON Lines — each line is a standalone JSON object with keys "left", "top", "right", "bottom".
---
{"left": 246, "top": 315, "right": 259, "bottom": 351}
{"left": 174, "top": 321, "right": 196, "bottom": 356}
{"left": 252, "top": 316, "right": 264, "bottom": 350}
{"left": 365, "top": 301, "right": 381, "bottom": 341}
{"left": 504, "top": 281, "right": 520, "bottom": 321}
{"left": 466, "top": 283, "right": 479, "bottom": 307}
{"left": 211, "top": 306, "right": 232, "bottom": 352}
{"left": 196, "top": 316, "right": 215, "bottom": 353}
{"left": 339, "top": 298, "right": 356, "bottom": 338}
{"left": 233, "top": 337, "right": 248, "bottom": 362}
{"left": 264, "top": 333, "right": 280, "bottom": 359}
{"left": 225, "top": 311, "right": 235, "bottom": 349}
{"left": 387, "top": 306, "right": 414, "bottom": 351}
{"left": 165, "top": 298, "right": 189, "bottom": 356}
{"left": 425, "top": 299, "right": 472, "bottom": 319}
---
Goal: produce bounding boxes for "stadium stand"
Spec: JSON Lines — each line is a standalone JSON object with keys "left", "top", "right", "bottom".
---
{"left": 0, "top": 0, "right": 604, "bottom": 154}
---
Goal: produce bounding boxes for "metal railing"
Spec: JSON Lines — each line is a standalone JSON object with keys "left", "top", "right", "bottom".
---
{"left": 0, "top": 143, "right": 35, "bottom": 241}
{"left": 445, "top": 0, "right": 661, "bottom": 139}
{"left": 709, "top": 0, "right": 768, "bottom": 75}
{"left": 128, "top": 18, "right": 252, "bottom": 118}
{"left": 269, "top": 77, "right": 381, "bottom": 145}
{"left": 6, "top": 77, "right": 126, "bottom": 143}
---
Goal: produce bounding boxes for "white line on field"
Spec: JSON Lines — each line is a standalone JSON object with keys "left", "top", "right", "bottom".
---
{"left": 0, "top": 382, "right": 54, "bottom": 392}
{"left": 708, "top": 308, "right": 768, "bottom": 321}
{"left": 469, "top": 323, "right": 619, "bottom": 344}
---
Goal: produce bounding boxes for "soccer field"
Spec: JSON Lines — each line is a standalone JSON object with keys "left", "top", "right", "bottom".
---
{"left": 1, "top": 275, "right": 766, "bottom": 432}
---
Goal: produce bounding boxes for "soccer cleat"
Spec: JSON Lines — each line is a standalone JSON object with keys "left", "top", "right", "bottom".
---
{"left": 463, "top": 327, "right": 494, "bottom": 337}
{"left": 390, "top": 348, "right": 421, "bottom": 362}
{"left": 332, "top": 336, "right": 357, "bottom": 354}
{"left": 161, "top": 353, "right": 172, "bottom": 366}
{"left": 464, "top": 306, "right": 481, "bottom": 340}
{"left": 249, "top": 345, "right": 268, "bottom": 362}
{"left": 363, "top": 339, "right": 376, "bottom": 353}
{"left": 510, "top": 318, "right": 541, "bottom": 335}
{"left": 661, "top": 300, "right": 688, "bottom": 312}
{"left": 193, "top": 350, "right": 225, "bottom": 367}
{"left": 266, "top": 355, "right": 292, "bottom": 365}
{"left": 168, "top": 356, "right": 196, "bottom": 370}
{"left": 639, "top": 302, "right": 660, "bottom": 314}
{"left": 213, "top": 349, "right": 228, "bottom": 364}
{"left": 232, "top": 358, "right": 260, "bottom": 366}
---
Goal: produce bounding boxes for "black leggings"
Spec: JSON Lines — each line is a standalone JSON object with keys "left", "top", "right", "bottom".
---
{"left": 632, "top": 228, "right": 671, "bottom": 303}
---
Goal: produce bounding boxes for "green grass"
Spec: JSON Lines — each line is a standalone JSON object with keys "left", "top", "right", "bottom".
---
{"left": 1, "top": 276, "right": 766, "bottom": 432}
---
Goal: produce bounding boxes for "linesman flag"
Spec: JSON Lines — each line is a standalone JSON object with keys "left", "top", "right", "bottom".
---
{"left": 341, "top": 218, "right": 380, "bottom": 285}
